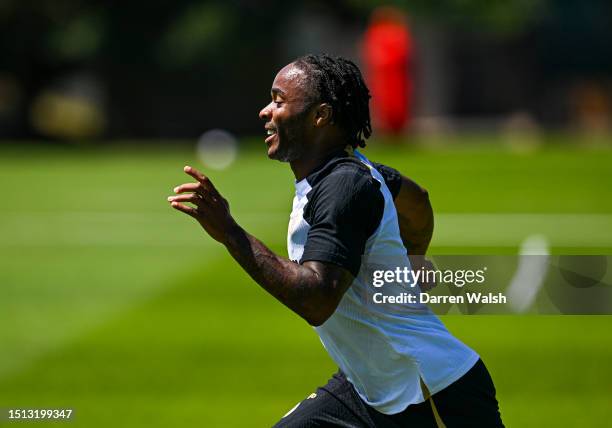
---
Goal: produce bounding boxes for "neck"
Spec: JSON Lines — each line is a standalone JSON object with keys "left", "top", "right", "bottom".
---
{"left": 290, "top": 145, "right": 346, "bottom": 181}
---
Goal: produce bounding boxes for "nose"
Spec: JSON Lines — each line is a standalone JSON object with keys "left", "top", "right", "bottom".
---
{"left": 259, "top": 102, "right": 272, "bottom": 121}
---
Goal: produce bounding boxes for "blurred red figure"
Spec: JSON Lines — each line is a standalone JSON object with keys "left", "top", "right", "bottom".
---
{"left": 362, "top": 7, "right": 413, "bottom": 134}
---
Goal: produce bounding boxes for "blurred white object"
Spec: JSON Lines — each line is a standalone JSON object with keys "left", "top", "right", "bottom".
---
{"left": 196, "top": 129, "right": 238, "bottom": 170}
{"left": 506, "top": 234, "right": 550, "bottom": 313}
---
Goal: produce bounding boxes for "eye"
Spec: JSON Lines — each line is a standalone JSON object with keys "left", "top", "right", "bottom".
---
{"left": 275, "top": 101, "right": 284, "bottom": 107}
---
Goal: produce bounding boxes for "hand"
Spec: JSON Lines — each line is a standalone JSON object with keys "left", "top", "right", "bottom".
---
{"left": 168, "top": 165, "right": 238, "bottom": 244}
{"left": 408, "top": 255, "right": 437, "bottom": 292}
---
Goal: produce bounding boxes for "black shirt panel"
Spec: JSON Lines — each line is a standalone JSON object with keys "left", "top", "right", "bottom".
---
{"left": 370, "top": 162, "right": 402, "bottom": 200}
{"left": 300, "top": 155, "right": 385, "bottom": 277}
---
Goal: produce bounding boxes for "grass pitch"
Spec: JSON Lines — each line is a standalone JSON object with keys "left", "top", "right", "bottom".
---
{"left": 0, "top": 137, "right": 611, "bottom": 427}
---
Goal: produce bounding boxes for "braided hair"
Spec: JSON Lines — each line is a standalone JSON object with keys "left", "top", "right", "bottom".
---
{"left": 293, "top": 54, "right": 372, "bottom": 149}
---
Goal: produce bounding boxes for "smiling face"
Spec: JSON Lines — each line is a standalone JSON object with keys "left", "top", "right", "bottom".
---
{"left": 258, "top": 64, "right": 316, "bottom": 162}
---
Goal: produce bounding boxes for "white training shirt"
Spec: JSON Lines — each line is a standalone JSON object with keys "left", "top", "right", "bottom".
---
{"left": 287, "top": 150, "right": 479, "bottom": 414}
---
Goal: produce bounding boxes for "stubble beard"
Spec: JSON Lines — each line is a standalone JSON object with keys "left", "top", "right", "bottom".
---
{"left": 274, "top": 107, "right": 311, "bottom": 163}
{"left": 275, "top": 131, "right": 307, "bottom": 162}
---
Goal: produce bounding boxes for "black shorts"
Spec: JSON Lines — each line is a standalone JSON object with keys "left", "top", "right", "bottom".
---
{"left": 272, "top": 359, "right": 504, "bottom": 428}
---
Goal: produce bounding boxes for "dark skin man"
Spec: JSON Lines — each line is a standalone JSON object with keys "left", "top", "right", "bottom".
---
{"left": 167, "top": 62, "right": 434, "bottom": 326}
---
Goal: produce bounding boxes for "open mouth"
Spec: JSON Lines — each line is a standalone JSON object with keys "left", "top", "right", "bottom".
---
{"left": 265, "top": 128, "right": 277, "bottom": 144}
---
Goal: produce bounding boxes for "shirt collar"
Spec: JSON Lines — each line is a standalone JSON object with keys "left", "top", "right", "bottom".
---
{"left": 294, "top": 177, "right": 310, "bottom": 195}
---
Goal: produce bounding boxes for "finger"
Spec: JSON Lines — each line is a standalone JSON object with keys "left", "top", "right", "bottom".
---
{"left": 167, "top": 194, "right": 203, "bottom": 206}
{"left": 183, "top": 165, "right": 218, "bottom": 194}
{"left": 183, "top": 165, "right": 207, "bottom": 183}
{"left": 173, "top": 182, "right": 202, "bottom": 194}
{"left": 170, "top": 201, "right": 198, "bottom": 217}
{"left": 173, "top": 183, "right": 212, "bottom": 200}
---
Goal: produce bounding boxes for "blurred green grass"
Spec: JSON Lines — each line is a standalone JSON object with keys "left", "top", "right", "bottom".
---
{"left": 0, "top": 138, "right": 611, "bottom": 427}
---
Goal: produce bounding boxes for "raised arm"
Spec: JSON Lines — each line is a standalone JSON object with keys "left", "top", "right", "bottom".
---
{"left": 167, "top": 166, "right": 353, "bottom": 326}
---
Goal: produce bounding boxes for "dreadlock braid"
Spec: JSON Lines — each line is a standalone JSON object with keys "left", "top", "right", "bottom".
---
{"left": 293, "top": 54, "right": 372, "bottom": 149}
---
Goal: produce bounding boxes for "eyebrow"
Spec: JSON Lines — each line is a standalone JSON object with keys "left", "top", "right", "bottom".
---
{"left": 271, "top": 87, "right": 286, "bottom": 97}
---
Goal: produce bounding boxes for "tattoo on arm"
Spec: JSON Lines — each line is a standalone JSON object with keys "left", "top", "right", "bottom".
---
{"left": 224, "top": 226, "right": 352, "bottom": 326}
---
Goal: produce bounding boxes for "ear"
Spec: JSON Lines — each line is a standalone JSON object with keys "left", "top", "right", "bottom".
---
{"left": 314, "top": 103, "right": 333, "bottom": 127}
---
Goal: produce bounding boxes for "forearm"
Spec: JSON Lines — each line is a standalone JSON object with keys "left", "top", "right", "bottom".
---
{"left": 222, "top": 225, "right": 331, "bottom": 325}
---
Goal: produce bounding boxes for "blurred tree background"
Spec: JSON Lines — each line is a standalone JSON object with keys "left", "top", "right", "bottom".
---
{"left": 0, "top": 0, "right": 611, "bottom": 140}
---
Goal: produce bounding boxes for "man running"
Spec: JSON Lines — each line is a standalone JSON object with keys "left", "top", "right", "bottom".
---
{"left": 168, "top": 54, "right": 503, "bottom": 427}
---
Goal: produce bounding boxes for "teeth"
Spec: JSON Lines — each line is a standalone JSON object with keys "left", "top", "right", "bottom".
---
{"left": 267, "top": 130, "right": 276, "bottom": 136}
